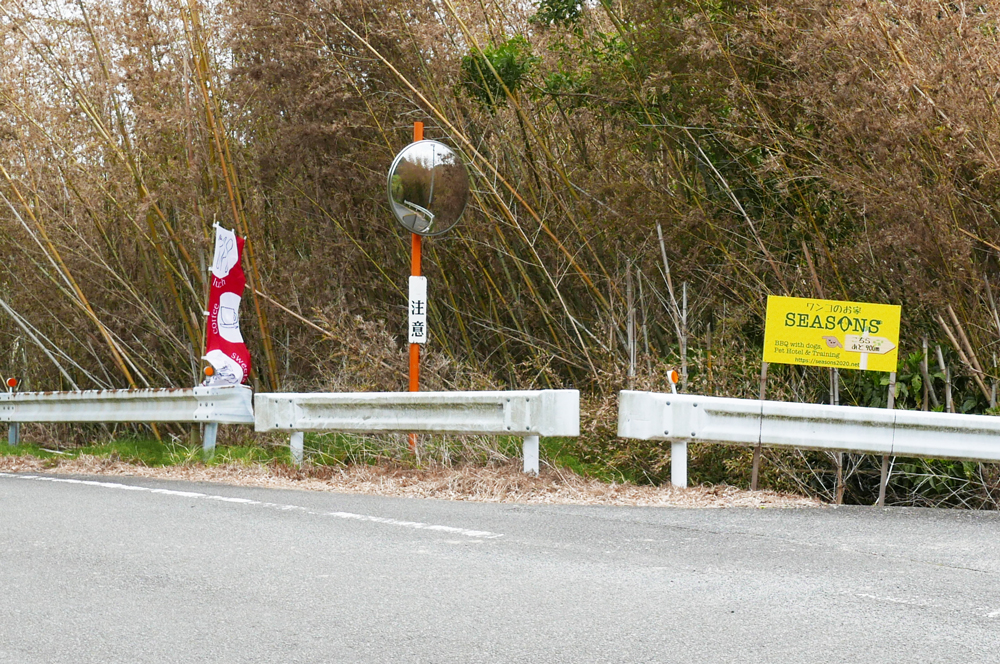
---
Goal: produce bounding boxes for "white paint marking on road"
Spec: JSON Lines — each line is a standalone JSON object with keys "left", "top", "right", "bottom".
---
{"left": 852, "top": 592, "right": 931, "bottom": 609}
{"left": 206, "top": 495, "right": 259, "bottom": 504}
{"left": 324, "top": 511, "right": 501, "bottom": 539}
{"left": 150, "top": 488, "right": 206, "bottom": 498}
{"left": 986, "top": 609, "right": 1000, "bottom": 618}
{"left": 0, "top": 473, "right": 503, "bottom": 539}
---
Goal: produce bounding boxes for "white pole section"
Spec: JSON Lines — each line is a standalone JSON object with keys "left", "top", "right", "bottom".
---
{"left": 290, "top": 431, "right": 304, "bottom": 467}
{"left": 671, "top": 441, "right": 688, "bottom": 488}
{"left": 203, "top": 423, "right": 218, "bottom": 458}
{"left": 523, "top": 435, "right": 539, "bottom": 475}
{"left": 8, "top": 423, "right": 20, "bottom": 446}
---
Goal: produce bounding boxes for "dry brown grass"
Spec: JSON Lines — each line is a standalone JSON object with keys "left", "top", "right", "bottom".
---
{"left": 0, "top": 455, "right": 820, "bottom": 508}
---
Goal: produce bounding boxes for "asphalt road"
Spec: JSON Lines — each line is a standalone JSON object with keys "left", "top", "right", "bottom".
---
{"left": 1, "top": 472, "right": 998, "bottom": 663}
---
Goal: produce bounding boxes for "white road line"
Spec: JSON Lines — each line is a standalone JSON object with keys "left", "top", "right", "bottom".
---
{"left": 853, "top": 592, "right": 930, "bottom": 608}
{"left": 0, "top": 473, "right": 503, "bottom": 539}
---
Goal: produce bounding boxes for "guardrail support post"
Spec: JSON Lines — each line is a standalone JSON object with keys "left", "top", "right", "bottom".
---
{"left": 290, "top": 431, "right": 304, "bottom": 467}
{"left": 8, "top": 423, "right": 20, "bottom": 446}
{"left": 202, "top": 423, "right": 218, "bottom": 459}
{"left": 523, "top": 435, "right": 539, "bottom": 475}
{"left": 671, "top": 441, "right": 687, "bottom": 488}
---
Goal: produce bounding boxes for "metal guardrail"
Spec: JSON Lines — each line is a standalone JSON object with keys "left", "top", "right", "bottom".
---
{"left": 618, "top": 390, "right": 1000, "bottom": 487}
{"left": 254, "top": 390, "right": 581, "bottom": 472}
{"left": 2, "top": 386, "right": 255, "bottom": 452}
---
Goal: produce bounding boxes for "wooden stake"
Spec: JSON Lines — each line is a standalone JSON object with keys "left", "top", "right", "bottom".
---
{"left": 992, "top": 354, "right": 997, "bottom": 411}
{"left": 832, "top": 367, "right": 844, "bottom": 504}
{"left": 680, "top": 282, "right": 688, "bottom": 391}
{"left": 751, "top": 361, "right": 768, "bottom": 491}
{"left": 627, "top": 263, "right": 635, "bottom": 388}
{"left": 877, "top": 371, "right": 896, "bottom": 507}
{"left": 807, "top": 234, "right": 840, "bottom": 507}
{"left": 936, "top": 345, "right": 953, "bottom": 413}
{"left": 887, "top": 370, "right": 896, "bottom": 411}
{"left": 919, "top": 337, "right": 936, "bottom": 410}
{"left": 759, "top": 361, "right": 769, "bottom": 401}
{"left": 706, "top": 320, "right": 714, "bottom": 396}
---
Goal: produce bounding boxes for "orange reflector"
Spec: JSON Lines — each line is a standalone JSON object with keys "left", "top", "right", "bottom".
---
{"left": 668, "top": 370, "right": 679, "bottom": 384}
{"left": 204, "top": 366, "right": 215, "bottom": 377}
{"left": 6, "top": 377, "right": 17, "bottom": 388}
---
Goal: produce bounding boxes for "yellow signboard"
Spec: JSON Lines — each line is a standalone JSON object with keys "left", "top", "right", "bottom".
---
{"left": 763, "top": 296, "right": 901, "bottom": 372}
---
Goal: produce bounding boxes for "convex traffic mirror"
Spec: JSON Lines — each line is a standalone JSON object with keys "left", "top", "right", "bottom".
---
{"left": 387, "top": 140, "right": 470, "bottom": 236}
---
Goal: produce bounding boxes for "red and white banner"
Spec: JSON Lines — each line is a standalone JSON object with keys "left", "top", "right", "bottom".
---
{"left": 203, "top": 225, "right": 251, "bottom": 385}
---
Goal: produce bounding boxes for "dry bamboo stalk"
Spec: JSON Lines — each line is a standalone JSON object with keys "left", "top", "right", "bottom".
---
{"left": 656, "top": 224, "right": 683, "bottom": 342}
{"left": 680, "top": 126, "right": 789, "bottom": 293}
{"left": 1, "top": 282, "right": 108, "bottom": 387}
{"left": 920, "top": 337, "right": 937, "bottom": 409}
{"left": 936, "top": 345, "right": 953, "bottom": 413}
{"left": 993, "top": 353, "right": 998, "bottom": 411}
{"left": 436, "top": 0, "right": 618, "bottom": 293}
{"left": 985, "top": 277, "right": 1000, "bottom": 339}
{"left": 936, "top": 314, "right": 990, "bottom": 401}
{"left": 182, "top": 0, "right": 280, "bottom": 389}
{"left": 11, "top": 3, "right": 203, "bottom": 361}
{"left": 323, "top": 10, "right": 612, "bottom": 319}
{"left": 0, "top": 295, "right": 79, "bottom": 389}
{"left": 426, "top": 244, "right": 476, "bottom": 361}
{"left": 0, "top": 163, "right": 137, "bottom": 388}
{"left": 706, "top": 320, "right": 713, "bottom": 395}
{"left": 801, "top": 240, "right": 825, "bottom": 298}
{"left": 681, "top": 282, "right": 688, "bottom": 390}
{"left": 947, "top": 305, "right": 986, "bottom": 376}
{"left": 77, "top": 0, "right": 204, "bottom": 290}
{"left": 637, "top": 267, "right": 652, "bottom": 376}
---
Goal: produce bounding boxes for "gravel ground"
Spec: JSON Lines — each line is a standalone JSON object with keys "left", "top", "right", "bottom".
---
{"left": 0, "top": 454, "right": 821, "bottom": 508}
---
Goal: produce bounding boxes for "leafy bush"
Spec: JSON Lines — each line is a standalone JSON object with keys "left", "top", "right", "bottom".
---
{"left": 460, "top": 36, "right": 537, "bottom": 109}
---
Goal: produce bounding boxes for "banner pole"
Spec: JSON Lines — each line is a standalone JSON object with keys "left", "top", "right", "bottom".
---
{"left": 408, "top": 121, "right": 424, "bottom": 453}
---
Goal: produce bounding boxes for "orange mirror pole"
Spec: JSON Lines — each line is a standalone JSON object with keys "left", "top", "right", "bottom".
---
{"left": 6, "top": 377, "right": 19, "bottom": 445}
{"left": 408, "top": 121, "right": 424, "bottom": 453}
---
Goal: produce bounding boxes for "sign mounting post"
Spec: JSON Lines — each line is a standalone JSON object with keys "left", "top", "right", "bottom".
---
{"left": 387, "top": 121, "right": 470, "bottom": 456}
{"left": 408, "top": 122, "right": 423, "bottom": 453}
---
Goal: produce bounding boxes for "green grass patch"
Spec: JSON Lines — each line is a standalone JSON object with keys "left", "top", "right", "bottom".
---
{"left": 0, "top": 436, "right": 287, "bottom": 467}
{"left": 541, "top": 436, "right": 623, "bottom": 481}
{"left": 0, "top": 432, "right": 606, "bottom": 478}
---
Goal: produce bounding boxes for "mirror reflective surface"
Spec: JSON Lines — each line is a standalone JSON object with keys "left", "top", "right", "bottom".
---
{"left": 388, "top": 140, "right": 470, "bottom": 236}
